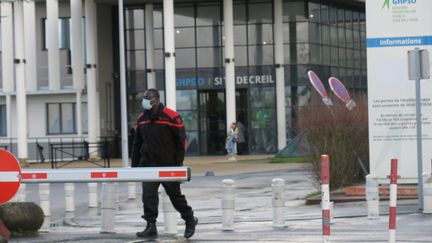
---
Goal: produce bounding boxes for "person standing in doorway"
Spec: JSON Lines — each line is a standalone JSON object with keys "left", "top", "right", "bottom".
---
{"left": 225, "top": 122, "right": 238, "bottom": 160}
{"left": 236, "top": 119, "right": 246, "bottom": 155}
{"left": 132, "top": 89, "right": 198, "bottom": 239}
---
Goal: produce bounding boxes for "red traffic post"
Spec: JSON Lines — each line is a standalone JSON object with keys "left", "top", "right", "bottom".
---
{"left": 389, "top": 158, "right": 398, "bottom": 243}
{"left": 321, "top": 154, "right": 330, "bottom": 243}
{"left": 0, "top": 150, "right": 22, "bottom": 206}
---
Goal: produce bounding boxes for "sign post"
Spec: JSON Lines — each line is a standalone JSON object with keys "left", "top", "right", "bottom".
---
{"left": 407, "top": 48, "right": 430, "bottom": 210}
{"left": 0, "top": 150, "right": 22, "bottom": 205}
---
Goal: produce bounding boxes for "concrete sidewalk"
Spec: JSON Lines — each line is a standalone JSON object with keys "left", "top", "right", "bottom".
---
{"left": 11, "top": 155, "right": 432, "bottom": 242}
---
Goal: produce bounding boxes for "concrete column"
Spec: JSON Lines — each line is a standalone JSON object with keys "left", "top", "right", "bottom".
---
{"left": 145, "top": 4, "right": 156, "bottom": 89}
{"left": 85, "top": 0, "right": 99, "bottom": 154}
{"left": 223, "top": 0, "right": 236, "bottom": 128}
{"left": 118, "top": 0, "right": 129, "bottom": 167}
{"left": 1, "top": 2, "right": 14, "bottom": 93}
{"left": 163, "top": 0, "right": 176, "bottom": 109}
{"left": 274, "top": 0, "right": 286, "bottom": 151}
{"left": 14, "top": 1, "right": 29, "bottom": 165}
{"left": 1, "top": 2, "right": 14, "bottom": 138}
{"left": 71, "top": 0, "right": 85, "bottom": 136}
{"left": 46, "top": 0, "right": 61, "bottom": 90}
{"left": 23, "top": 0, "right": 38, "bottom": 92}
{"left": 0, "top": 2, "right": 15, "bottom": 140}
{"left": 145, "top": 3, "right": 156, "bottom": 89}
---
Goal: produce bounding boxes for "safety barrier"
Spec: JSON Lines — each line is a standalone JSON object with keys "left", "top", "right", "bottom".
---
{"left": 16, "top": 167, "right": 190, "bottom": 233}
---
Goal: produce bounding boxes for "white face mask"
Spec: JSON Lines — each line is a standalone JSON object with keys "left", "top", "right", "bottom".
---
{"left": 142, "top": 98, "right": 152, "bottom": 110}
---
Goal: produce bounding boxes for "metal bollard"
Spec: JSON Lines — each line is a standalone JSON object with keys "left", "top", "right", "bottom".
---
{"left": 221, "top": 179, "right": 235, "bottom": 231}
{"left": 423, "top": 174, "right": 432, "bottom": 213}
{"left": 100, "top": 182, "right": 117, "bottom": 233}
{"left": 161, "top": 188, "right": 177, "bottom": 234}
{"left": 39, "top": 183, "right": 50, "bottom": 217}
{"left": 65, "top": 183, "right": 75, "bottom": 212}
{"left": 88, "top": 183, "right": 98, "bottom": 208}
{"left": 272, "top": 178, "right": 286, "bottom": 228}
{"left": 366, "top": 174, "right": 380, "bottom": 219}
{"left": 128, "top": 182, "right": 137, "bottom": 199}
{"left": 329, "top": 201, "right": 334, "bottom": 225}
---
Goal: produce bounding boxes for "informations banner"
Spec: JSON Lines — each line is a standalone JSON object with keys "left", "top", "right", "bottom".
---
{"left": 367, "top": 0, "right": 432, "bottom": 182}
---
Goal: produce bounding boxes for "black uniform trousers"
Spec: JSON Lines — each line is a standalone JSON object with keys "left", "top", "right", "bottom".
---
{"left": 141, "top": 181, "right": 194, "bottom": 223}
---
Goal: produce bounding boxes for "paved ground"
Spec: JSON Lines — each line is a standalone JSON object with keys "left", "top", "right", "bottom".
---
{"left": 7, "top": 155, "right": 432, "bottom": 242}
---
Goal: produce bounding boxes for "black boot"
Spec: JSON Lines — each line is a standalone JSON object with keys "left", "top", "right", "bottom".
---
{"left": 184, "top": 217, "right": 198, "bottom": 239}
{"left": 136, "top": 221, "right": 157, "bottom": 238}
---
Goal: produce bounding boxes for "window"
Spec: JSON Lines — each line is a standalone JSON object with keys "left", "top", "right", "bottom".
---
{"left": 43, "top": 18, "right": 71, "bottom": 50}
{"left": 47, "top": 103, "right": 88, "bottom": 134}
{"left": 0, "top": 105, "right": 6, "bottom": 136}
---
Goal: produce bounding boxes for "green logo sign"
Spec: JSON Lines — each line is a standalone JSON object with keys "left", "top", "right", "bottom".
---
{"left": 382, "top": 0, "right": 390, "bottom": 9}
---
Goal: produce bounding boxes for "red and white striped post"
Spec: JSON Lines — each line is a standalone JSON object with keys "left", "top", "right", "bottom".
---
{"left": 389, "top": 158, "right": 398, "bottom": 243}
{"left": 321, "top": 154, "right": 330, "bottom": 243}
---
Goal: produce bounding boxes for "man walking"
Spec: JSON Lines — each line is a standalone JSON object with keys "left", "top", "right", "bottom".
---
{"left": 132, "top": 89, "right": 198, "bottom": 239}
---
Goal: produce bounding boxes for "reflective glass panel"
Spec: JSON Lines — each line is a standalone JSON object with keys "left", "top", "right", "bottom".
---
{"left": 248, "top": 1, "right": 272, "bottom": 24}
{"left": 48, "top": 104, "right": 60, "bottom": 134}
{"left": 248, "top": 24, "right": 273, "bottom": 45}
{"left": 197, "top": 3, "right": 221, "bottom": 26}
{"left": 176, "top": 48, "right": 196, "bottom": 68}
{"left": 174, "top": 6, "right": 194, "bottom": 27}
{"left": 234, "top": 46, "right": 248, "bottom": 66}
{"left": 283, "top": 1, "right": 306, "bottom": 22}
{"left": 248, "top": 45, "right": 274, "bottom": 66}
{"left": 233, "top": 2, "right": 246, "bottom": 24}
{"left": 177, "top": 90, "right": 198, "bottom": 110}
{"left": 198, "top": 47, "right": 222, "bottom": 68}
{"left": 175, "top": 28, "right": 195, "bottom": 48}
{"left": 308, "top": 2, "right": 320, "bottom": 23}
{"left": 127, "top": 50, "right": 146, "bottom": 70}
{"left": 61, "top": 103, "right": 75, "bottom": 133}
{"left": 297, "top": 43, "right": 309, "bottom": 64}
{"left": 126, "top": 30, "right": 145, "bottom": 50}
{"left": 197, "top": 26, "right": 222, "bottom": 47}
{"left": 296, "top": 22, "right": 309, "bottom": 42}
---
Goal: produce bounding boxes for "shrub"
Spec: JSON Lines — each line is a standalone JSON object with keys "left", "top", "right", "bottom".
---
{"left": 296, "top": 94, "right": 369, "bottom": 190}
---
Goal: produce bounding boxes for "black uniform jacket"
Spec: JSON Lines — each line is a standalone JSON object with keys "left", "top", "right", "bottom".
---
{"left": 131, "top": 104, "right": 186, "bottom": 167}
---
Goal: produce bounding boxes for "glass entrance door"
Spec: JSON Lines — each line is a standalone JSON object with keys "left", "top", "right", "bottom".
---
{"left": 236, "top": 89, "right": 249, "bottom": 154}
{"left": 199, "top": 90, "right": 226, "bottom": 154}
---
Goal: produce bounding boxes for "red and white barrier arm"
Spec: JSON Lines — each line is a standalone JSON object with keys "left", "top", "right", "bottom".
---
{"left": 321, "top": 155, "right": 330, "bottom": 243}
{"left": 21, "top": 167, "right": 191, "bottom": 183}
{"left": 389, "top": 159, "right": 398, "bottom": 243}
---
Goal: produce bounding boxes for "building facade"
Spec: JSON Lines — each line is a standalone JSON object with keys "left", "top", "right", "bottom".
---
{"left": 0, "top": 0, "right": 366, "bottom": 161}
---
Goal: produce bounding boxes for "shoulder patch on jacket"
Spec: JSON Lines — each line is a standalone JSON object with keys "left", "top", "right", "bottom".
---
{"left": 163, "top": 107, "right": 180, "bottom": 120}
